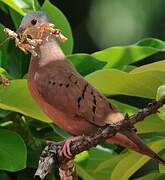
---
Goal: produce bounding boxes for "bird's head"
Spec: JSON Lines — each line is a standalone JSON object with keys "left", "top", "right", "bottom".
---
{"left": 17, "top": 11, "right": 50, "bottom": 36}
{"left": 17, "top": 11, "right": 67, "bottom": 42}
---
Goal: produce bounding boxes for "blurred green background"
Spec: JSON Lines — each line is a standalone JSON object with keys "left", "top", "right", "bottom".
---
{"left": 1, "top": 0, "right": 165, "bottom": 53}
{"left": 0, "top": 0, "right": 165, "bottom": 180}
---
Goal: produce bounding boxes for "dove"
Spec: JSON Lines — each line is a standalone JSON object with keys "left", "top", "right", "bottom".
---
{"left": 17, "top": 11, "right": 165, "bottom": 164}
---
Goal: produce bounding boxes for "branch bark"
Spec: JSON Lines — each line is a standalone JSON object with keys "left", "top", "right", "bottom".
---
{"left": 34, "top": 95, "right": 165, "bottom": 180}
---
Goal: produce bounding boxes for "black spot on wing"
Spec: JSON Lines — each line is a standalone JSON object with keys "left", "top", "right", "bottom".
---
{"left": 77, "top": 83, "right": 88, "bottom": 109}
{"left": 92, "top": 105, "right": 96, "bottom": 114}
{"left": 66, "top": 83, "right": 70, "bottom": 88}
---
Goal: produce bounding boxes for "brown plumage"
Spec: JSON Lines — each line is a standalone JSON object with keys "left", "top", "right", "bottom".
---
{"left": 17, "top": 11, "right": 165, "bottom": 164}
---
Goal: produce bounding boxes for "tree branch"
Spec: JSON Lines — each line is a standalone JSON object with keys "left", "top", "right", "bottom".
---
{"left": 34, "top": 95, "right": 165, "bottom": 180}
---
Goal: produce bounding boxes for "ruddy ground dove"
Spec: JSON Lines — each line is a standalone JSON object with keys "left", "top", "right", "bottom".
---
{"left": 17, "top": 11, "right": 165, "bottom": 164}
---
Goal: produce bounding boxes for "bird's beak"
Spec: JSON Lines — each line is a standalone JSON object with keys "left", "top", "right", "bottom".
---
{"left": 16, "top": 27, "right": 25, "bottom": 35}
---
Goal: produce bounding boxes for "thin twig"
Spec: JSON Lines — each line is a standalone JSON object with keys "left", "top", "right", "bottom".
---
{"left": 34, "top": 95, "right": 165, "bottom": 180}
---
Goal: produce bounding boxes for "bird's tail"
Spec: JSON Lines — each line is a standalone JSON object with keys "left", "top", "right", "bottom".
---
{"left": 106, "top": 130, "right": 165, "bottom": 165}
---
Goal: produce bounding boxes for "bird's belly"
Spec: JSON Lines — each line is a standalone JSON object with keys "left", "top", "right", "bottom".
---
{"left": 28, "top": 80, "right": 99, "bottom": 136}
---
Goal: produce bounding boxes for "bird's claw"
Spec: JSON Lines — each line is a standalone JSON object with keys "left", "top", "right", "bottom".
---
{"left": 60, "top": 136, "right": 83, "bottom": 159}
{"left": 61, "top": 139, "right": 73, "bottom": 159}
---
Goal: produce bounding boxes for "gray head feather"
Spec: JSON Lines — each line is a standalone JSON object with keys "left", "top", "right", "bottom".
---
{"left": 19, "top": 11, "right": 51, "bottom": 30}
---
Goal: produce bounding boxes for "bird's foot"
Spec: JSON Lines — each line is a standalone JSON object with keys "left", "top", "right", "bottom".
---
{"left": 47, "top": 139, "right": 73, "bottom": 159}
{"left": 46, "top": 136, "right": 84, "bottom": 159}
{"left": 60, "top": 136, "right": 83, "bottom": 159}
{"left": 61, "top": 139, "right": 72, "bottom": 159}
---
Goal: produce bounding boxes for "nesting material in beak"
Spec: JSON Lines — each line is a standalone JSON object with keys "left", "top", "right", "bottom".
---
{"left": 54, "top": 30, "right": 68, "bottom": 43}
{"left": 35, "top": 22, "right": 68, "bottom": 43}
{"left": 3, "top": 22, "right": 68, "bottom": 57}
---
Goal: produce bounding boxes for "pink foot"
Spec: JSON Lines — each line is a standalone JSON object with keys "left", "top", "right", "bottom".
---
{"left": 46, "top": 139, "right": 72, "bottom": 158}
{"left": 61, "top": 136, "right": 83, "bottom": 159}
{"left": 61, "top": 139, "right": 73, "bottom": 159}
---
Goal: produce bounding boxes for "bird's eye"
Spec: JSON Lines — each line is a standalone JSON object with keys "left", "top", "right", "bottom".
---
{"left": 31, "top": 19, "right": 37, "bottom": 25}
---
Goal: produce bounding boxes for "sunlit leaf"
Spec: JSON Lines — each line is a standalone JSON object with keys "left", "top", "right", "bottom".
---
{"left": 92, "top": 38, "right": 165, "bottom": 69}
{"left": 0, "top": 79, "right": 51, "bottom": 123}
{"left": 0, "top": 0, "right": 25, "bottom": 15}
{"left": 85, "top": 69, "right": 165, "bottom": 99}
{"left": 131, "top": 60, "right": 165, "bottom": 74}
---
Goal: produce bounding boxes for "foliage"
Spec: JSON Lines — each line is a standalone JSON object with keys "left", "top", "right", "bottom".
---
{"left": 0, "top": 1, "right": 165, "bottom": 180}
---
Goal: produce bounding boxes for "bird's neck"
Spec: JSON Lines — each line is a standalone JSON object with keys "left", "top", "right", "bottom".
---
{"left": 28, "top": 36, "right": 66, "bottom": 80}
{"left": 37, "top": 37, "right": 66, "bottom": 66}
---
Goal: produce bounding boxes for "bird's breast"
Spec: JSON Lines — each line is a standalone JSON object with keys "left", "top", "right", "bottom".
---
{"left": 28, "top": 76, "right": 99, "bottom": 136}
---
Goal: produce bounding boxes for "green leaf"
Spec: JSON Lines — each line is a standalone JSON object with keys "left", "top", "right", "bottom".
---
{"left": 0, "top": 23, "right": 28, "bottom": 78}
{"left": 159, "top": 154, "right": 165, "bottom": 173}
{"left": 0, "top": 0, "right": 25, "bottom": 15}
{"left": 0, "top": 2, "right": 8, "bottom": 13}
{"left": 76, "top": 164, "right": 95, "bottom": 180}
{"left": 75, "top": 151, "right": 89, "bottom": 163}
{"left": 0, "top": 23, "right": 9, "bottom": 68}
{"left": 49, "top": 123, "right": 70, "bottom": 139}
{"left": 131, "top": 60, "right": 165, "bottom": 74}
{"left": 157, "top": 84, "right": 165, "bottom": 122}
{"left": 76, "top": 148, "right": 115, "bottom": 180}
{"left": 137, "top": 38, "right": 165, "bottom": 51}
{"left": 0, "top": 79, "right": 51, "bottom": 123}
{"left": 41, "top": 0, "right": 73, "bottom": 55}
{"left": 0, "top": 109, "right": 11, "bottom": 118}
{"left": 136, "top": 172, "right": 165, "bottom": 180}
{"left": 85, "top": 69, "right": 165, "bottom": 99}
{"left": 92, "top": 46, "right": 157, "bottom": 69}
{"left": 4, "top": 41, "right": 29, "bottom": 78}
{"left": 92, "top": 38, "right": 165, "bottom": 69}
{"left": 22, "top": 0, "right": 41, "bottom": 11}
{"left": 0, "top": 67, "right": 12, "bottom": 79}
{"left": 93, "top": 153, "right": 126, "bottom": 180}
{"left": 9, "top": 9, "right": 23, "bottom": 29}
{"left": 68, "top": 53, "right": 106, "bottom": 76}
{"left": 110, "top": 139, "right": 165, "bottom": 180}
{"left": 0, "top": 129, "right": 27, "bottom": 171}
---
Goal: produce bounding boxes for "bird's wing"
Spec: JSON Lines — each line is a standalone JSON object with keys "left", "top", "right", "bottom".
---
{"left": 35, "top": 60, "right": 119, "bottom": 126}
